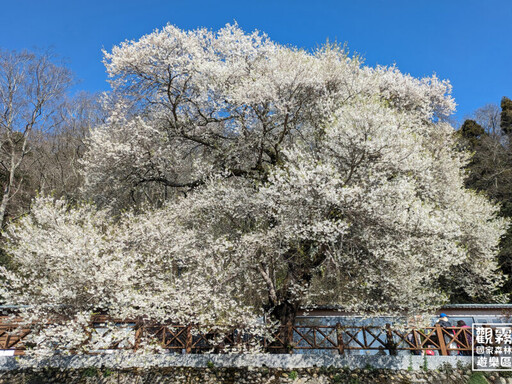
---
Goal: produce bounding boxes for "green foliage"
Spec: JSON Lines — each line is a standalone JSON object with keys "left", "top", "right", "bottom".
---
{"left": 332, "top": 374, "right": 343, "bottom": 383}
{"left": 288, "top": 370, "right": 298, "bottom": 380}
{"left": 460, "top": 119, "right": 486, "bottom": 149}
{"left": 501, "top": 96, "right": 512, "bottom": 135}
{"left": 438, "top": 362, "right": 454, "bottom": 373}
{"left": 456, "top": 360, "right": 471, "bottom": 371}
{"left": 500, "top": 370, "right": 512, "bottom": 378}
{"left": 422, "top": 355, "right": 428, "bottom": 371}
{"left": 468, "top": 372, "right": 489, "bottom": 384}
{"left": 319, "top": 365, "right": 337, "bottom": 375}
{"left": 82, "top": 367, "right": 98, "bottom": 377}
{"left": 206, "top": 360, "right": 215, "bottom": 369}
{"left": 458, "top": 97, "right": 512, "bottom": 300}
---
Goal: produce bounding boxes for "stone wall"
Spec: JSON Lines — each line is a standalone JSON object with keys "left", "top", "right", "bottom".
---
{"left": 1, "top": 355, "right": 511, "bottom": 384}
{"left": 2, "top": 366, "right": 512, "bottom": 384}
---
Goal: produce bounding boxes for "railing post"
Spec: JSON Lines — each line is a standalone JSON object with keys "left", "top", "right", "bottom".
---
{"left": 436, "top": 324, "right": 448, "bottom": 356}
{"left": 287, "top": 322, "right": 294, "bottom": 354}
{"left": 133, "top": 322, "right": 143, "bottom": 351}
{"left": 386, "top": 323, "right": 397, "bottom": 355}
{"left": 185, "top": 325, "right": 192, "bottom": 354}
{"left": 336, "top": 323, "right": 345, "bottom": 355}
{"left": 412, "top": 329, "right": 420, "bottom": 355}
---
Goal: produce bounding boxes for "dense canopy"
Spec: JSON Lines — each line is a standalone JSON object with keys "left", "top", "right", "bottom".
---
{"left": 0, "top": 24, "right": 507, "bottom": 355}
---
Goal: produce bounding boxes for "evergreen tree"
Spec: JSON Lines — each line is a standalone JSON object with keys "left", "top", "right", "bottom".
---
{"left": 501, "top": 97, "right": 512, "bottom": 136}
{"left": 460, "top": 119, "right": 486, "bottom": 149}
{"left": 461, "top": 99, "right": 512, "bottom": 298}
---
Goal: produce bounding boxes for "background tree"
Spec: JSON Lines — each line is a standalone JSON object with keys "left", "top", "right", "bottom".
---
{"left": 459, "top": 119, "right": 486, "bottom": 150}
{"left": 0, "top": 49, "right": 73, "bottom": 227}
{"left": 459, "top": 99, "right": 512, "bottom": 295}
{"left": 501, "top": 96, "right": 512, "bottom": 136}
{"left": 27, "top": 92, "right": 102, "bottom": 203}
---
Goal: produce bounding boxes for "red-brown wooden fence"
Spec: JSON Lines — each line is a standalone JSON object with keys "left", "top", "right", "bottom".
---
{"left": 0, "top": 315, "right": 474, "bottom": 356}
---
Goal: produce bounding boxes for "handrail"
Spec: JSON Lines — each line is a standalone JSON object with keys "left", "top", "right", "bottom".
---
{"left": 0, "top": 317, "right": 475, "bottom": 356}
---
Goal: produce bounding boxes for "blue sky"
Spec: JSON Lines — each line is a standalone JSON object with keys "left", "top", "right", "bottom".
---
{"left": 1, "top": 0, "right": 510, "bottom": 121}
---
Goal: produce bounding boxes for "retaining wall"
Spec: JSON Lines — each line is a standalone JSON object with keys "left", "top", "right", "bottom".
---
{"left": 0, "top": 354, "right": 510, "bottom": 383}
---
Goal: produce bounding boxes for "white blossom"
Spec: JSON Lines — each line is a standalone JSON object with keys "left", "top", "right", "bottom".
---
{"left": 1, "top": 23, "right": 507, "bottom": 356}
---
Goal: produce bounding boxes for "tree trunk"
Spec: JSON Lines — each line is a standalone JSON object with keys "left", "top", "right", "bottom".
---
{"left": 0, "top": 169, "right": 13, "bottom": 229}
{"left": 264, "top": 245, "right": 327, "bottom": 352}
{"left": 269, "top": 299, "right": 300, "bottom": 353}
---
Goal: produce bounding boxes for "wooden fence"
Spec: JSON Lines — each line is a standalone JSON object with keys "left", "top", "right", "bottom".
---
{"left": 0, "top": 316, "right": 474, "bottom": 356}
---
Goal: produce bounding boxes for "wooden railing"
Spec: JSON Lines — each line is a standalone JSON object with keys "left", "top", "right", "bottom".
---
{"left": 0, "top": 316, "right": 474, "bottom": 356}
{"left": 0, "top": 316, "right": 27, "bottom": 356}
